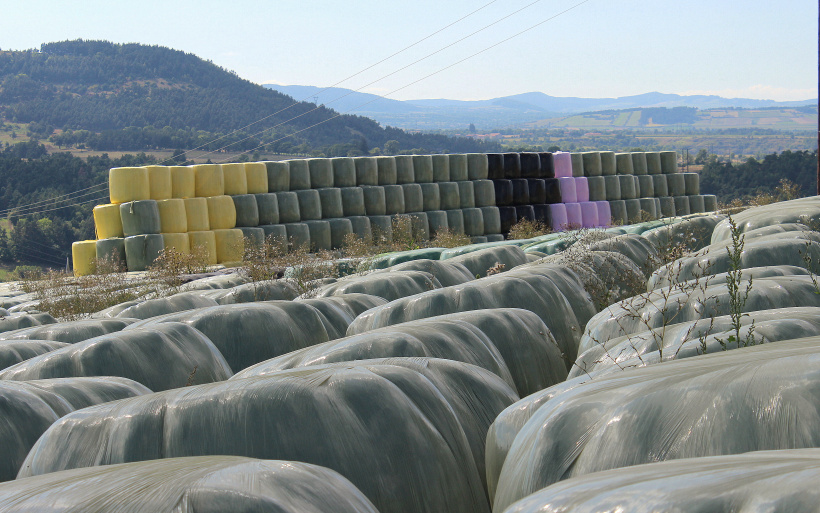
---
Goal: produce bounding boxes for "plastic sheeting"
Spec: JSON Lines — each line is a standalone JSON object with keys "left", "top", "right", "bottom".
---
{"left": 0, "top": 340, "right": 67, "bottom": 370}
{"left": 0, "top": 377, "right": 149, "bottom": 481}
{"left": 295, "top": 294, "right": 387, "bottom": 339}
{"left": 642, "top": 213, "right": 725, "bottom": 251}
{"left": 0, "top": 456, "right": 381, "bottom": 513}
{"left": 21, "top": 359, "right": 511, "bottom": 513}
{"left": 711, "top": 196, "right": 820, "bottom": 243}
{"left": 492, "top": 337, "right": 820, "bottom": 511}
{"left": 211, "top": 279, "right": 300, "bottom": 304}
{"left": 0, "top": 318, "right": 133, "bottom": 344}
{"left": 445, "top": 245, "right": 528, "bottom": 278}
{"left": 313, "top": 271, "right": 442, "bottom": 302}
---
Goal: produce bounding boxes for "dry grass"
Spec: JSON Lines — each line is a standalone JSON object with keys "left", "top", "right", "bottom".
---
{"left": 507, "top": 218, "right": 552, "bottom": 240}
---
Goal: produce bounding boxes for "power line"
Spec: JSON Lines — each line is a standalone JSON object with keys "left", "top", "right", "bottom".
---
{"left": 0, "top": 182, "right": 109, "bottom": 218}
{"left": 0, "top": 186, "right": 110, "bottom": 218}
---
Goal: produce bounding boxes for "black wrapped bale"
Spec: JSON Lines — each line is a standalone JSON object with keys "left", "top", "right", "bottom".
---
{"left": 354, "top": 157, "right": 378, "bottom": 186}
{"left": 368, "top": 216, "right": 393, "bottom": 244}
{"left": 438, "top": 182, "right": 460, "bottom": 211}
{"left": 515, "top": 206, "right": 535, "bottom": 222}
{"left": 494, "top": 180, "right": 513, "bottom": 207}
{"left": 586, "top": 176, "right": 605, "bottom": 202}
{"left": 420, "top": 183, "right": 441, "bottom": 211}
{"left": 328, "top": 218, "right": 353, "bottom": 249}
{"left": 446, "top": 210, "right": 465, "bottom": 235}
{"left": 581, "top": 152, "right": 602, "bottom": 176}
{"left": 427, "top": 210, "right": 449, "bottom": 235}
{"left": 431, "top": 154, "right": 450, "bottom": 182}
{"left": 362, "top": 186, "right": 387, "bottom": 216}
{"left": 341, "top": 187, "right": 366, "bottom": 217}
{"left": 411, "top": 155, "right": 434, "bottom": 183}
{"left": 538, "top": 153, "right": 555, "bottom": 178}
{"left": 480, "top": 207, "right": 502, "bottom": 235}
{"left": 499, "top": 207, "right": 517, "bottom": 234}
{"left": 528, "top": 179, "right": 546, "bottom": 204}
{"left": 543, "top": 178, "right": 562, "bottom": 204}
{"left": 384, "top": 184, "right": 406, "bottom": 215}
{"left": 264, "top": 161, "right": 290, "bottom": 192}
{"left": 288, "top": 160, "right": 311, "bottom": 190}
{"left": 305, "top": 220, "right": 332, "bottom": 251}
{"left": 486, "top": 154, "right": 505, "bottom": 180}
{"left": 318, "top": 188, "right": 344, "bottom": 219}
{"left": 467, "top": 153, "right": 489, "bottom": 180}
{"left": 473, "top": 180, "right": 496, "bottom": 207}
{"left": 604, "top": 176, "right": 621, "bottom": 201}
{"left": 532, "top": 204, "right": 552, "bottom": 225}
{"left": 124, "top": 234, "right": 164, "bottom": 271}
{"left": 307, "top": 159, "right": 333, "bottom": 189}
{"left": 503, "top": 153, "right": 521, "bottom": 179}
{"left": 519, "top": 153, "right": 541, "bottom": 178}
{"left": 255, "top": 193, "right": 279, "bottom": 225}
{"left": 285, "top": 223, "right": 311, "bottom": 249}
{"left": 233, "top": 194, "right": 260, "bottom": 227}
{"left": 276, "top": 192, "right": 301, "bottom": 224}
{"left": 376, "top": 156, "right": 397, "bottom": 185}
{"left": 331, "top": 157, "right": 357, "bottom": 188}
{"left": 402, "top": 183, "right": 424, "bottom": 213}
{"left": 458, "top": 181, "right": 475, "bottom": 209}
{"left": 462, "top": 208, "right": 484, "bottom": 237}
{"left": 599, "top": 151, "right": 616, "bottom": 176}
{"left": 348, "top": 216, "right": 372, "bottom": 243}
{"left": 395, "top": 155, "right": 415, "bottom": 184}
{"left": 511, "top": 179, "right": 530, "bottom": 206}
{"left": 448, "top": 154, "right": 468, "bottom": 182}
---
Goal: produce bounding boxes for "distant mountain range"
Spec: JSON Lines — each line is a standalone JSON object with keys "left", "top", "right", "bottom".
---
{"left": 264, "top": 84, "right": 817, "bottom": 130}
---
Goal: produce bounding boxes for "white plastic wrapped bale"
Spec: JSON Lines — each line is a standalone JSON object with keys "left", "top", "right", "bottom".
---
{"left": 412, "top": 155, "right": 434, "bottom": 183}
{"left": 348, "top": 216, "right": 372, "bottom": 244}
{"left": 570, "top": 153, "right": 584, "bottom": 177}
{"left": 0, "top": 318, "right": 134, "bottom": 344}
{"left": 307, "top": 158, "right": 333, "bottom": 189}
{"left": 660, "top": 150, "right": 678, "bottom": 173}
{"left": 376, "top": 156, "right": 397, "bottom": 185}
{"left": 305, "top": 219, "right": 332, "bottom": 251}
{"left": 264, "top": 161, "right": 290, "bottom": 192}
{"left": 0, "top": 323, "right": 232, "bottom": 391}
{"left": 438, "top": 182, "right": 460, "bottom": 211}
{"left": 21, "top": 359, "right": 503, "bottom": 513}
{"left": 312, "top": 271, "right": 442, "bottom": 302}
{"left": 0, "top": 377, "right": 150, "bottom": 482}
{"left": 491, "top": 337, "right": 820, "bottom": 511}
{"left": 466, "top": 153, "right": 488, "bottom": 180}
{"left": 317, "top": 188, "right": 343, "bottom": 219}
{"left": 420, "top": 183, "right": 441, "bottom": 211}
{"left": 285, "top": 223, "right": 311, "bottom": 249}
{"left": 598, "top": 151, "right": 616, "bottom": 176}
{"left": 480, "top": 207, "right": 502, "bottom": 235}
{"left": 580, "top": 152, "right": 601, "bottom": 176}
{"left": 232, "top": 194, "right": 259, "bottom": 227}
{"left": 354, "top": 157, "right": 378, "bottom": 186}
{"left": 275, "top": 192, "right": 301, "bottom": 224}
{"left": 327, "top": 218, "right": 353, "bottom": 249}
{"left": 689, "top": 194, "right": 705, "bottom": 213}
{"left": 448, "top": 154, "right": 468, "bottom": 181}
{"left": 119, "top": 200, "right": 160, "bottom": 236}
{"left": 124, "top": 234, "right": 164, "bottom": 272}
{"left": 674, "top": 195, "right": 690, "bottom": 215}
{"left": 473, "top": 179, "right": 495, "bottom": 207}
{"left": 331, "top": 157, "right": 356, "bottom": 187}
{"left": 296, "top": 189, "right": 322, "bottom": 220}
{"left": 368, "top": 215, "right": 393, "bottom": 244}
{"left": 384, "top": 184, "right": 406, "bottom": 215}
{"left": 361, "top": 186, "right": 386, "bottom": 215}
{"left": 287, "top": 159, "right": 311, "bottom": 190}
{"left": 394, "top": 155, "right": 415, "bottom": 183}
{"left": 0, "top": 456, "right": 381, "bottom": 513}
{"left": 427, "top": 210, "right": 449, "bottom": 235}
{"left": 603, "top": 175, "right": 620, "bottom": 200}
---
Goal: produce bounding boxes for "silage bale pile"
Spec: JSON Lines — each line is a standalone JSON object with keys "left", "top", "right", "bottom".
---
{"left": 17, "top": 174, "right": 820, "bottom": 510}
{"left": 72, "top": 150, "right": 712, "bottom": 275}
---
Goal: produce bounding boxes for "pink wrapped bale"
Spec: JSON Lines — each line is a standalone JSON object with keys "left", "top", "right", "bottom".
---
{"left": 553, "top": 152, "right": 573, "bottom": 178}
{"left": 580, "top": 201, "right": 599, "bottom": 228}
{"left": 549, "top": 203, "right": 568, "bottom": 231}
{"left": 558, "top": 177, "right": 577, "bottom": 203}
{"left": 575, "top": 177, "right": 590, "bottom": 203}
{"left": 565, "top": 202, "right": 582, "bottom": 228}
{"left": 595, "top": 201, "right": 612, "bottom": 227}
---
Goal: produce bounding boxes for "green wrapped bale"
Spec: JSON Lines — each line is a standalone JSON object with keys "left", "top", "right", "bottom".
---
{"left": 0, "top": 323, "right": 232, "bottom": 391}
{"left": 285, "top": 223, "right": 311, "bottom": 249}
{"left": 232, "top": 194, "right": 260, "bottom": 227}
{"left": 275, "top": 192, "right": 301, "bottom": 224}
{"left": 660, "top": 151, "right": 678, "bottom": 173}
{"left": 683, "top": 172, "right": 700, "bottom": 195}
{"left": 438, "top": 182, "right": 460, "bottom": 211}
{"left": 384, "top": 184, "right": 406, "bottom": 215}
{"left": 658, "top": 196, "right": 676, "bottom": 218}
{"left": 581, "top": 152, "right": 601, "bottom": 176}
{"left": 318, "top": 188, "right": 343, "bottom": 219}
{"left": 431, "top": 154, "right": 450, "bottom": 182}
{"left": 305, "top": 220, "right": 331, "bottom": 251}
{"left": 652, "top": 174, "right": 669, "bottom": 197}
{"left": 264, "top": 161, "right": 290, "bottom": 192}
{"left": 420, "top": 183, "right": 441, "bottom": 211}
{"left": 487, "top": 234, "right": 505, "bottom": 242}
{"left": 466, "top": 153, "right": 489, "bottom": 180}
{"left": 327, "top": 218, "right": 353, "bottom": 249}
{"left": 462, "top": 208, "right": 484, "bottom": 237}
{"left": 376, "top": 156, "right": 397, "bottom": 185}
{"left": 603, "top": 175, "right": 621, "bottom": 200}
{"left": 639, "top": 198, "right": 658, "bottom": 220}
{"left": 331, "top": 157, "right": 357, "bottom": 188}
{"left": 631, "top": 152, "right": 648, "bottom": 175}
{"left": 667, "top": 173, "right": 686, "bottom": 196}
{"left": 287, "top": 160, "right": 310, "bottom": 190}
{"left": 313, "top": 271, "right": 443, "bottom": 302}
{"left": 703, "top": 194, "right": 718, "bottom": 212}
{"left": 427, "top": 210, "right": 449, "bottom": 235}
{"left": 307, "top": 158, "right": 333, "bottom": 189}
{"left": 625, "top": 199, "right": 642, "bottom": 223}
{"left": 354, "top": 157, "right": 378, "bottom": 186}
{"left": 239, "top": 227, "right": 265, "bottom": 249}
{"left": 689, "top": 194, "right": 705, "bottom": 213}
{"left": 473, "top": 179, "right": 496, "bottom": 207}
{"left": 95, "top": 238, "right": 126, "bottom": 268}
{"left": 402, "top": 183, "right": 423, "bottom": 213}
{"left": 481, "top": 206, "right": 502, "bottom": 235}
{"left": 446, "top": 210, "right": 465, "bottom": 235}
{"left": 622, "top": 175, "right": 639, "bottom": 199}
{"left": 119, "top": 200, "right": 160, "bottom": 237}
{"left": 411, "top": 155, "right": 433, "bottom": 183}
{"left": 394, "top": 155, "right": 415, "bottom": 184}
{"left": 457, "top": 181, "right": 475, "bottom": 208}
{"left": 609, "top": 200, "right": 627, "bottom": 225}
{"left": 471, "top": 236, "right": 488, "bottom": 244}
{"left": 587, "top": 176, "right": 605, "bottom": 202}
{"left": 0, "top": 456, "right": 381, "bottom": 513}
{"left": 615, "top": 153, "right": 633, "bottom": 175}
{"left": 296, "top": 189, "right": 322, "bottom": 221}
{"left": 255, "top": 193, "right": 279, "bottom": 225}
{"left": 599, "top": 151, "right": 616, "bottom": 176}
{"left": 645, "top": 151, "right": 662, "bottom": 174}
{"left": 448, "top": 154, "right": 468, "bottom": 181}
{"left": 362, "top": 186, "right": 386, "bottom": 215}
{"left": 348, "top": 216, "right": 372, "bottom": 244}
{"left": 340, "top": 187, "right": 366, "bottom": 217}
{"left": 368, "top": 216, "right": 393, "bottom": 244}
{"left": 637, "top": 175, "right": 655, "bottom": 198}
{"left": 124, "top": 234, "right": 163, "bottom": 271}
{"left": 674, "top": 196, "right": 690, "bottom": 215}
{"left": 570, "top": 153, "right": 584, "bottom": 178}
{"left": 409, "top": 212, "right": 430, "bottom": 241}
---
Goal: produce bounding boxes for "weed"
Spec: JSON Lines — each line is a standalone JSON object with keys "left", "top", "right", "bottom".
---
{"left": 429, "top": 228, "right": 472, "bottom": 248}
{"left": 507, "top": 218, "right": 551, "bottom": 240}
{"left": 712, "top": 215, "right": 758, "bottom": 349}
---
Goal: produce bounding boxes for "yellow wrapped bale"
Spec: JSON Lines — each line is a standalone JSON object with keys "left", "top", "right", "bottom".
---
{"left": 188, "top": 231, "right": 218, "bottom": 265}
{"left": 72, "top": 240, "right": 97, "bottom": 277}
{"left": 222, "top": 163, "right": 248, "bottom": 196}
{"left": 93, "top": 204, "right": 123, "bottom": 239}
{"left": 206, "top": 195, "right": 237, "bottom": 230}
{"left": 156, "top": 199, "right": 188, "bottom": 234}
{"left": 213, "top": 228, "right": 244, "bottom": 264}
{"left": 184, "top": 197, "right": 210, "bottom": 232}
{"left": 109, "top": 167, "right": 150, "bottom": 204}
{"left": 245, "top": 162, "right": 269, "bottom": 194}
{"left": 170, "top": 166, "right": 195, "bottom": 199}
{"left": 162, "top": 232, "right": 190, "bottom": 255}
{"left": 145, "top": 165, "right": 172, "bottom": 200}
{"left": 193, "top": 164, "right": 225, "bottom": 197}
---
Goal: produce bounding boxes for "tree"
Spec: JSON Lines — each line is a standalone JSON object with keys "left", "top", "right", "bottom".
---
{"left": 383, "top": 140, "right": 400, "bottom": 155}
{"left": 694, "top": 149, "right": 709, "bottom": 165}
{"left": 468, "top": 123, "right": 476, "bottom": 134}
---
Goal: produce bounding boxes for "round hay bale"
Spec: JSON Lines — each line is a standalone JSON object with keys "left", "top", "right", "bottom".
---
{"left": 368, "top": 215, "right": 393, "bottom": 244}
{"left": 516, "top": 206, "right": 535, "bottom": 222}
{"left": 260, "top": 224, "right": 287, "bottom": 246}
{"left": 487, "top": 153, "right": 505, "bottom": 180}
{"left": 296, "top": 189, "right": 322, "bottom": 220}
{"left": 206, "top": 195, "right": 237, "bottom": 230}
{"left": 494, "top": 180, "right": 513, "bottom": 206}
{"left": 275, "top": 191, "right": 301, "bottom": 224}
{"left": 565, "top": 203, "right": 582, "bottom": 227}
{"left": 446, "top": 210, "right": 465, "bottom": 235}
{"left": 703, "top": 195, "right": 718, "bottom": 212}
{"left": 683, "top": 172, "right": 700, "bottom": 195}
{"left": 438, "top": 182, "right": 460, "bottom": 211}
{"left": 72, "top": 241, "right": 97, "bottom": 276}
{"left": 285, "top": 223, "right": 311, "bottom": 249}
{"left": 157, "top": 199, "right": 187, "bottom": 234}
{"left": 467, "top": 153, "right": 489, "bottom": 180}
{"left": 544, "top": 178, "right": 561, "bottom": 204}
{"left": 264, "top": 161, "right": 289, "bottom": 192}
{"left": 575, "top": 177, "right": 590, "bottom": 203}
{"left": 511, "top": 179, "right": 530, "bottom": 206}
{"left": 519, "top": 153, "right": 541, "bottom": 178}
{"left": 145, "top": 165, "right": 172, "bottom": 200}
{"left": 232, "top": 194, "right": 259, "bottom": 227}
{"left": 474, "top": 180, "right": 496, "bottom": 207}
{"left": 449, "top": 154, "right": 469, "bottom": 181}
{"left": 645, "top": 152, "right": 662, "bottom": 174}
{"left": 638, "top": 175, "right": 655, "bottom": 198}
{"left": 528, "top": 179, "right": 546, "bottom": 204}
{"left": 307, "top": 159, "right": 333, "bottom": 189}
{"left": 659, "top": 196, "right": 676, "bottom": 218}
{"left": 411, "top": 155, "right": 433, "bottom": 183}
{"left": 255, "top": 193, "right": 279, "bottom": 225}
{"left": 674, "top": 196, "right": 691, "bottom": 216}
{"left": 689, "top": 194, "right": 706, "bottom": 213}
{"left": 93, "top": 204, "right": 123, "bottom": 239}
{"left": 420, "top": 183, "right": 441, "bottom": 211}
{"left": 318, "top": 188, "right": 344, "bottom": 219}
{"left": 244, "top": 162, "right": 269, "bottom": 194}
{"left": 96, "top": 238, "right": 126, "bottom": 268}
{"left": 549, "top": 204, "right": 567, "bottom": 230}
{"left": 595, "top": 201, "right": 612, "bottom": 227}
{"left": 463, "top": 208, "right": 485, "bottom": 236}
{"left": 660, "top": 151, "right": 678, "bottom": 173}
{"left": 305, "top": 220, "right": 332, "bottom": 251}
{"left": 184, "top": 198, "right": 210, "bottom": 232}
{"left": 238, "top": 227, "right": 264, "bottom": 249}
{"left": 409, "top": 212, "right": 430, "bottom": 241}
{"left": 619, "top": 174, "right": 637, "bottom": 200}
{"left": 570, "top": 153, "right": 584, "bottom": 177}
{"left": 538, "top": 153, "right": 555, "bottom": 179}
{"left": 349, "top": 216, "right": 372, "bottom": 243}
{"left": 124, "top": 234, "right": 164, "bottom": 271}
{"left": 170, "top": 165, "right": 195, "bottom": 199}
{"left": 631, "top": 152, "right": 648, "bottom": 175}
{"left": 503, "top": 153, "right": 521, "bottom": 179}
{"left": 402, "top": 183, "right": 424, "bottom": 213}
{"left": 221, "top": 163, "right": 248, "bottom": 196}
{"left": 188, "top": 231, "right": 217, "bottom": 265}
{"left": 639, "top": 198, "right": 658, "bottom": 219}
{"left": 109, "top": 167, "right": 150, "bottom": 204}
{"left": 384, "top": 185, "right": 406, "bottom": 215}
{"left": 603, "top": 176, "right": 621, "bottom": 201}
{"left": 580, "top": 202, "right": 598, "bottom": 227}
{"left": 288, "top": 160, "right": 311, "bottom": 190}
{"left": 431, "top": 155, "right": 450, "bottom": 182}
{"left": 652, "top": 174, "right": 669, "bottom": 197}
{"left": 667, "top": 173, "right": 686, "bottom": 197}
{"left": 599, "top": 151, "right": 616, "bottom": 176}
{"left": 558, "top": 177, "right": 577, "bottom": 203}
{"left": 394, "top": 155, "right": 415, "bottom": 184}
{"left": 458, "top": 181, "right": 475, "bottom": 208}
{"left": 362, "top": 186, "right": 387, "bottom": 215}
{"left": 615, "top": 153, "right": 634, "bottom": 175}
{"left": 609, "top": 200, "right": 628, "bottom": 225}
{"left": 376, "top": 156, "right": 397, "bottom": 185}
{"left": 481, "top": 206, "right": 502, "bottom": 235}
{"left": 581, "top": 152, "right": 602, "bottom": 176}
{"left": 427, "top": 210, "right": 449, "bottom": 235}
{"left": 625, "top": 198, "right": 642, "bottom": 223}
{"left": 120, "top": 200, "right": 160, "bottom": 236}
{"left": 213, "top": 229, "right": 244, "bottom": 264}
{"left": 328, "top": 218, "right": 353, "bottom": 249}
{"left": 340, "top": 187, "right": 366, "bottom": 217}
{"left": 500, "top": 207, "right": 517, "bottom": 233}
{"left": 587, "top": 176, "right": 605, "bottom": 202}
{"left": 331, "top": 157, "right": 356, "bottom": 188}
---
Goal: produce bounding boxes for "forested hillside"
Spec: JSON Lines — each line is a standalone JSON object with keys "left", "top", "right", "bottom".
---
{"left": 0, "top": 40, "right": 495, "bottom": 156}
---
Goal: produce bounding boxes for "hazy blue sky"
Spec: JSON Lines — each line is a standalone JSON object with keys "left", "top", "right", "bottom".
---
{"left": 3, "top": 0, "right": 817, "bottom": 103}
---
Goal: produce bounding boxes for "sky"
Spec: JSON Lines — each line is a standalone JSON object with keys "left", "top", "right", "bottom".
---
{"left": 2, "top": 0, "right": 817, "bottom": 102}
